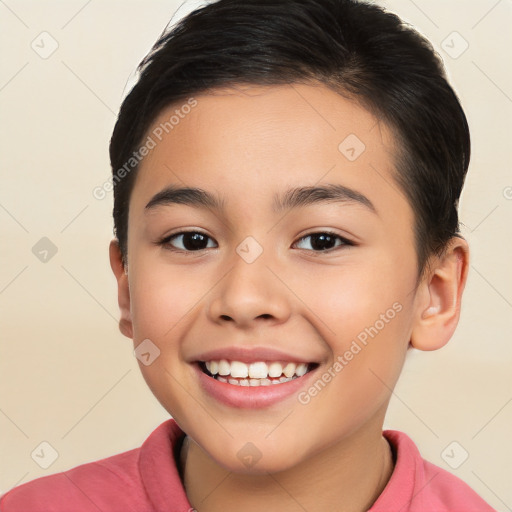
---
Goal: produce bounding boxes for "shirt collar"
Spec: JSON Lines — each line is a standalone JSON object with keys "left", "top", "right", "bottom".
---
{"left": 139, "top": 418, "right": 192, "bottom": 512}
{"left": 138, "top": 421, "right": 421, "bottom": 512}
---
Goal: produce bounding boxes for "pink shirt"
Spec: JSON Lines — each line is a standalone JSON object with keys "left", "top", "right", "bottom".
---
{"left": 0, "top": 419, "right": 495, "bottom": 511}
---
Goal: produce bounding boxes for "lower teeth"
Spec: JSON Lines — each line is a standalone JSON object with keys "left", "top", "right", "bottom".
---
{"left": 215, "top": 375, "right": 297, "bottom": 386}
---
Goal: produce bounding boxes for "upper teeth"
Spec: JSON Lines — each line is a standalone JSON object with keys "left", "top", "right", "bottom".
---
{"left": 205, "top": 360, "right": 308, "bottom": 379}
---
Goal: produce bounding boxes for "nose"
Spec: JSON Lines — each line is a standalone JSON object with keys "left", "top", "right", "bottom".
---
{"left": 206, "top": 254, "right": 292, "bottom": 329}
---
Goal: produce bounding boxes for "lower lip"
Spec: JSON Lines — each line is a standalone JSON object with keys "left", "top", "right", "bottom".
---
{"left": 194, "top": 363, "right": 318, "bottom": 409}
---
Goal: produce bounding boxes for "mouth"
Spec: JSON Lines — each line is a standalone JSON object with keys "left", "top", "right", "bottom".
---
{"left": 198, "top": 359, "right": 319, "bottom": 387}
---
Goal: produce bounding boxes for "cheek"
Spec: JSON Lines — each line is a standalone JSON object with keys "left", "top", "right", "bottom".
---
{"left": 294, "top": 296, "right": 412, "bottom": 447}
{"left": 293, "top": 252, "right": 414, "bottom": 341}
{"left": 292, "top": 255, "right": 414, "bottom": 405}
{"left": 128, "top": 258, "right": 209, "bottom": 340}
{"left": 127, "top": 259, "right": 204, "bottom": 425}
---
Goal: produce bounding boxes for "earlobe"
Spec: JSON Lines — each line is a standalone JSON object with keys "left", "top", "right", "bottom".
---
{"left": 109, "top": 239, "right": 133, "bottom": 339}
{"left": 410, "top": 237, "right": 469, "bottom": 351}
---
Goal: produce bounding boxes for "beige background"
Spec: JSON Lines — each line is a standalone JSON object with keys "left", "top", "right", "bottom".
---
{"left": 1, "top": 0, "right": 511, "bottom": 508}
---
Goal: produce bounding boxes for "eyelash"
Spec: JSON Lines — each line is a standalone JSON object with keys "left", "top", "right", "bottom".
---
{"left": 157, "top": 230, "right": 354, "bottom": 254}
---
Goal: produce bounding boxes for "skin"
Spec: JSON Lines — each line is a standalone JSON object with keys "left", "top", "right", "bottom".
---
{"left": 109, "top": 83, "right": 469, "bottom": 511}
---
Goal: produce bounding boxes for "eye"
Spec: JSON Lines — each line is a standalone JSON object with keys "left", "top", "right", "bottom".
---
{"left": 294, "top": 231, "right": 352, "bottom": 252}
{"left": 160, "top": 231, "right": 217, "bottom": 252}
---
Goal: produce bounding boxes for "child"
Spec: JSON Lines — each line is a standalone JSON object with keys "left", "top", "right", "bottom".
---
{"left": 1, "top": 0, "right": 496, "bottom": 510}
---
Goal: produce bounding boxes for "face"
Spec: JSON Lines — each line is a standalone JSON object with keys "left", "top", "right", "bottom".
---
{"left": 121, "top": 83, "right": 423, "bottom": 473}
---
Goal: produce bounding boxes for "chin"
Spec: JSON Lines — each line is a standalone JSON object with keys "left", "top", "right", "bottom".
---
{"left": 204, "top": 437, "right": 309, "bottom": 475}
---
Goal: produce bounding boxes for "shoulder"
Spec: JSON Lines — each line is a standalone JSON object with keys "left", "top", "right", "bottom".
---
{"left": 419, "top": 457, "right": 496, "bottom": 512}
{"left": 372, "top": 430, "right": 496, "bottom": 512}
{"left": 0, "top": 419, "right": 183, "bottom": 512}
{"left": 0, "top": 447, "right": 148, "bottom": 512}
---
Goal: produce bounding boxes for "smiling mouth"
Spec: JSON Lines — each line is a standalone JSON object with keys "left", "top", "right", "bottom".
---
{"left": 198, "top": 360, "right": 319, "bottom": 387}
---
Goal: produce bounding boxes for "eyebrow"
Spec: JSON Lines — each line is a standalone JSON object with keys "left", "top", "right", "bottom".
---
{"left": 145, "top": 183, "right": 376, "bottom": 214}
{"left": 272, "top": 183, "right": 376, "bottom": 214}
{"left": 145, "top": 185, "right": 224, "bottom": 211}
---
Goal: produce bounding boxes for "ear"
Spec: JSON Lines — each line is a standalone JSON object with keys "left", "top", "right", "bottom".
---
{"left": 410, "top": 237, "right": 469, "bottom": 351}
{"left": 109, "top": 239, "right": 133, "bottom": 339}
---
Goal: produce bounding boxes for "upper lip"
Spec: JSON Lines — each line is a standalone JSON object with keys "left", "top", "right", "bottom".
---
{"left": 191, "top": 346, "right": 320, "bottom": 364}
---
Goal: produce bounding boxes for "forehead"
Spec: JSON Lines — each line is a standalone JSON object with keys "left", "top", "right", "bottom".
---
{"left": 131, "top": 83, "right": 410, "bottom": 227}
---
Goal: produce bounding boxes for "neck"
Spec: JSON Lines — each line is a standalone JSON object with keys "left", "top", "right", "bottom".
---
{"left": 180, "top": 424, "right": 395, "bottom": 512}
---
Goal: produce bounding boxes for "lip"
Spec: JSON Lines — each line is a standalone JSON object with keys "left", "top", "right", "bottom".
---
{"left": 194, "top": 362, "right": 320, "bottom": 409}
{"left": 191, "top": 346, "right": 318, "bottom": 365}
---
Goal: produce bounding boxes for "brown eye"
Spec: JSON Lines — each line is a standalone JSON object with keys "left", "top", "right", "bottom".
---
{"left": 165, "top": 232, "right": 217, "bottom": 251}
{"left": 295, "top": 232, "right": 350, "bottom": 251}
